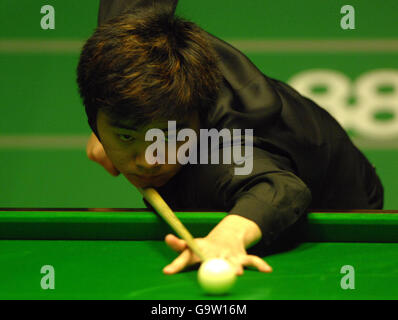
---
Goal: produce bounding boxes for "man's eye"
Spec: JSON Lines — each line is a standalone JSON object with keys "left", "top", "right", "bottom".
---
{"left": 118, "top": 134, "right": 135, "bottom": 142}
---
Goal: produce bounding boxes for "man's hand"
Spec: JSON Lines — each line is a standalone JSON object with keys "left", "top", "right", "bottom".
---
{"left": 86, "top": 132, "right": 120, "bottom": 176}
{"left": 163, "top": 215, "right": 272, "bottom": 275}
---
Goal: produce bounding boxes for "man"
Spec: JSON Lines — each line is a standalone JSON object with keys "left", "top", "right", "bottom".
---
{"left": 78, "top": 0, "right": 383, "bottom": 275}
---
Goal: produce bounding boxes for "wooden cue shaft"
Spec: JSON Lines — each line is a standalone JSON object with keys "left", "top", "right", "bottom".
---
{"left": 138, "top": 187, "right": 206, "bottom": 261}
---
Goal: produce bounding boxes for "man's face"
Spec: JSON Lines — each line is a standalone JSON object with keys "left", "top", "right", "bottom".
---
{"left": 96, "top": 110, "right": 200, "bottom": 188}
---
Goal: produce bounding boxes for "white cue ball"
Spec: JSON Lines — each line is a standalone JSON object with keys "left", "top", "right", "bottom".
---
{"left": 198, "top": 258, "right": 237, "bottom": 295}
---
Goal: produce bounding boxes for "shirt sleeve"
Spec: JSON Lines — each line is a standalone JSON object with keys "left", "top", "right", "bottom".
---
{"left": 192, "top": 147, "right": 312, "bottom": 246}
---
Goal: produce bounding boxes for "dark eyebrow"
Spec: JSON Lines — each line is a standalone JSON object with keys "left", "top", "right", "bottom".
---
{"left": 108, "top": 119, "right": 138, "bottom": 131}
{"left": 110, "top": 119, "right": 190, "bottom": 131}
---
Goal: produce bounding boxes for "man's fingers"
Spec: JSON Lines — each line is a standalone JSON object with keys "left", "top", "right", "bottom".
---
{"left": 227, "top": 256, "right": 245, "bottom": 276}
{"left": 242, "top": 255, "right": 273, "bottom": 273}
{"left": 100, "top": 156, "right": 120, "bottom": 176}
{"left": 165, "top": 234, "right": 188, "bottom": 253}
{"left": 163, "top": 249, "right": 192, "bottom": 274}
{"left": 90, "top": 150, "right": 120, "bottom": 176}
{"left": 86, "top": 133, "right": 120, "bottom": 177}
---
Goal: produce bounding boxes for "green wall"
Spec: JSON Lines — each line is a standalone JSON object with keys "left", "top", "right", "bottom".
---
{"left": 0, "top": 1, "right": 397, "bottom": 209}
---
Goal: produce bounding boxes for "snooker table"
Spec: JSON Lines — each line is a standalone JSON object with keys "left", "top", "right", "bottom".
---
{"left": 0, "top": 208, "right": 397, "bottom": 300}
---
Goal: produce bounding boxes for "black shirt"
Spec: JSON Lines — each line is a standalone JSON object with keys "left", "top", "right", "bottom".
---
{"left": 97, "top": 0, "right": 383, "bottom": 245}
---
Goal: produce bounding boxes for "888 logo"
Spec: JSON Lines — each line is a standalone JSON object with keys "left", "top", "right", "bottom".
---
{"left": 288, "top": 69, "right": 398, "bottom": 140}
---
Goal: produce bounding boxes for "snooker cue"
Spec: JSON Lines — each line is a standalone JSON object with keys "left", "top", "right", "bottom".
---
{"left": 138, "top": 187, "right": 206, "bottom": 262}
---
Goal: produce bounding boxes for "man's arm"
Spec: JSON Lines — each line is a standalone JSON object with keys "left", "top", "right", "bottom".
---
{"left": 161, "top": 147, "right": 311, "bottom": 275}
{"left": 192, "top": 147, "right": 312, "bottom": 246}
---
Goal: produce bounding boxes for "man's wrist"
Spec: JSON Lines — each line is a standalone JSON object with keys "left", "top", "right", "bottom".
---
{"left": 208, "top": 214, "right": 262, "bottom": 248}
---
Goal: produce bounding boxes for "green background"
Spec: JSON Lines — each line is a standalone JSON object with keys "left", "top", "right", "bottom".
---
{"left": 0, "top": 0, "right": 397, "bottom": 209}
